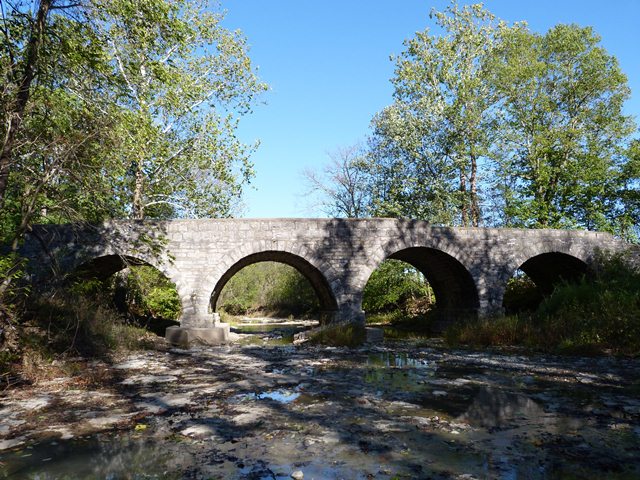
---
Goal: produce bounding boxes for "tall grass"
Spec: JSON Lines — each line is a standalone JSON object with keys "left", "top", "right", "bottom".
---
{"left": 446, "top": 254, "right": 640, "bottom": 356}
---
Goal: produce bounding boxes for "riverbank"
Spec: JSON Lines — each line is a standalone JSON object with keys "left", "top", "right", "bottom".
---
{"left": 1, "top": 338, "right": 639, "bottom": 479}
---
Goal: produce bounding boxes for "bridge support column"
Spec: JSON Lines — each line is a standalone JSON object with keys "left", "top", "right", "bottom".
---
{"left": 165, "top": 289, "right": 230, "bottom": 347}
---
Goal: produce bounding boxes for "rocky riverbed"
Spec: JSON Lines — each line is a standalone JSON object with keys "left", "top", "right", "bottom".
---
{"left": 1, "top": 339, "right": 639, "bottom": 479}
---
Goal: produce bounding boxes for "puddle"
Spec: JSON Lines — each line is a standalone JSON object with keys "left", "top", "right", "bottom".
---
{"left": 232, "top": 389, "right": 302, "bottom": 404}
{"left": 232, "top": 319, "right": 316, "bottom": 346}
{"left": 0, "top": 431, "right": 188, "bottom": 479}
{"left": 367, "top": 351, "right": 430, "bottom": 368}
{"left": 256, "top": 390, "right": 301, "bottom": 403}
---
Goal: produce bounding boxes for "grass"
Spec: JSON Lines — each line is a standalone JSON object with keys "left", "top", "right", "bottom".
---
{"left": 1, "top": 291, "right": 163, "bottom": 386}
{"left": 308, "top": 323, "right": 366, "bottom": 348}
{"left": 445, "top": 254, "right": 640, "bottom": 356}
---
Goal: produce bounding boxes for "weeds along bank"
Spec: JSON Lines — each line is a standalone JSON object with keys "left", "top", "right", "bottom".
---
{"left": 0, "top": 265, "right": 181, "bottom": 387}
{"left": 444, "top": 254, "right": 640, "bottom": 356}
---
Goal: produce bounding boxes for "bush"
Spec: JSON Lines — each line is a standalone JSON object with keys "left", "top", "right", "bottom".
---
{"left": 117, "top": 265, "right": 181, "bottom": 320}
{"left": 308, "top": 323, "right": 366, "bottom": 348}
{"left": 502, "top": 273, "right": 542, "bottom": 314}
{"left": 445, "top": 253, "right": 640, "bottom": 356}
{"left": 363, "top": 260, "right": 433, "bottom": 315}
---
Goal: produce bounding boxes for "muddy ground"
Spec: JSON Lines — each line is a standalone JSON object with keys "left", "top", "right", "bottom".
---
{"left": 1, "top": 338, "right": 639, "bottom": 479}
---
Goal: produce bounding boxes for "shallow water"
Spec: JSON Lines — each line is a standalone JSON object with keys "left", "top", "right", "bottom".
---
{"left": 2, "top": 343, "right": 639, "bottom": 479}
{"left": 231, "top": 318, "right": 315, "bottom": 346}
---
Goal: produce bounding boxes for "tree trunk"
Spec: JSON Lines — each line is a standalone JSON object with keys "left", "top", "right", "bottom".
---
{"left": 459, "top": 168, "right": 468, "bottom": 227}
{"left": 470, "top": 154, "right": 480, "bottom": 227}
{"left": 0, "top": 0, "right": 52, "bottom": 210}
{"left": 132, "top": 161, "right": 145, "bottom": 219}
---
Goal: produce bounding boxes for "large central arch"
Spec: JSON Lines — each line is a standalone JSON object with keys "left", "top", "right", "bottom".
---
{"left": 209, "top": 250, "right": 339, "bottom": 318}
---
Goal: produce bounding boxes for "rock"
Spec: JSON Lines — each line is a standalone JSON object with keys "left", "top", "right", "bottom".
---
{"left": 0, "top": 436, "right": 26, "bottom": 450}
{"left": 291, "top": 470, "right": 304, "bottom": 480}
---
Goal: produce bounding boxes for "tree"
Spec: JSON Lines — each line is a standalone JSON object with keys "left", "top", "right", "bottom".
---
{"left": 0, "top": 1, "right": 126, "bottom": 249}
{"left": 0, "top": 0, "right": 266, "bottom": 316}
{"left": 0, "top": 0, "right": 267, "bottom": 239}
{"left": 370, "top": 2, "right": 511, "bottom": 226}
{"left": 302, "top": 145, "right": 370, "bottom": 218}
{"left": 491, "top": 23, "right": 638, "bottom": 236}
{"left": 93, "top": 0, "right": 267, "bottom": 219}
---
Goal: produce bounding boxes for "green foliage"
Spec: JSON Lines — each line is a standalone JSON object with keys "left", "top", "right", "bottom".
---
{"left": 308, "top": 323, "right": 366, "bottom": 348}
{"left": 94, "top": 0, "right": 268, "bottom": 219}
{"left": 502, "top": 273, "right": 542, "bottom": 314}
{"left": 119, "top": 266, "right": 181, "bottom": 320}
{"left": 491, "top": 23, "right": 638, "bottom": 235}
{"left": 361, "top": 1, "right": 639, "bottom": 235}
{"left": 368, "top": 2, "right": 511, "bottom": 225}
{"left": 446, "top": 254, "right": 640, "bottom": 355}
{"left": 363, "top": 260, "right": 432, "bottom": 314}
{"left": 0, "top": 254, "right": 27, "bottom": 351}
{"left": 218, "top": 262, "right": 320, "bottom": 317}
{"left": 0, "top": 0, "right": 267, "bottom": 251}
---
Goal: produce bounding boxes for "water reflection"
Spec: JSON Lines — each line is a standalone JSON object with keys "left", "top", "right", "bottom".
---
{"left": 458, "top": 387, "right": 544, "bottom": 428}
{"left": 367, "top": 351, "right": 430, "bottom": 368}
{"left": 0, "top": 433, "right": 187, "bottom": 479}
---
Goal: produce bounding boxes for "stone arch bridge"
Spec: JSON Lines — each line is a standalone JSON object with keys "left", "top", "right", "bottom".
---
{"left": 21, "top": 218, "right": 631, "bottom": 343}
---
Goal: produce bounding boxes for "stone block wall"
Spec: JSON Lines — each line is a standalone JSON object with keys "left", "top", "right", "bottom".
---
{"left": 22, "top": 219, "right": 630, "bottom": 329}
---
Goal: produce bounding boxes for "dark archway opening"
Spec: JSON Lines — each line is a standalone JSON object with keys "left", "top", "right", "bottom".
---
{"left": 210, "top": 251, "right": 338, "bottom": 344}
{"left": 502, "top": 252, "right": 590, "bottom": 314}
{"left": 69, "top": 255, "right": 181, "bottom": 337}
{"left": 364, "top": 247, "right": 479, "bottom": 334}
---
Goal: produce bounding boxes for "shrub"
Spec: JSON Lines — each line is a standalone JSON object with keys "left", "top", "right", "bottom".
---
{"left": 445, "top": 253, "right": 640, "bottom": 356}
{"left": 363, "top": 260, "right": 432, "bottom": 314}
{"left": 118, "top": 265, "right": 181, "bottom": 320}
{"left": 308, "top": 323, "right": 366, "bottom": 347}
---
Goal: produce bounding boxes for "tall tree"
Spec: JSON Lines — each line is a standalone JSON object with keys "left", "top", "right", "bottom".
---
{"left": 0, "top": 0, "right": 121, "bottom": 243}
{"left": 491, "top": 24, "right": 638, "bottom": 235}
{"left": 93, "top": 0, "right": 267, "bottom": 219}
{"left": 1, "top": 0, "right": 54, "bottom": 212}
{"left": 370, "top": 2, "right": 511, "bottom": 226}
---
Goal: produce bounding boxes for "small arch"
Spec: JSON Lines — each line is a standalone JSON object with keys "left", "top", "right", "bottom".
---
{"left": 71, "top": 254, "right": 150, "bottom": 281}
{"left": 67, "top": 254, "right": 182, "bottom": 335}
{"left": 502, "top": 252, "right": 590, "bottom": 313}
{"left": 210, "top": 251, "right": 338, "bottom": 316}
{"left": 363, "top": 247, "right": 479, "bottom": 329}
{"left": 518, "top": 252, "right": 589, "bottom": 296}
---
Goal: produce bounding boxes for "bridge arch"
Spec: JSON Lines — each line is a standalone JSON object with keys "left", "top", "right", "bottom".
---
{"left": 499, "top": 250, "right": 591, "bottom": 312}
{"left": 516, "top": 252, "right": 590, "bottom": 295}
{"left": 68, "top": 253, "right": 186, "bottom": 309}
{"left": 71, "top": 254, "right": 164, "bottom": 280}
{"left": 209, "top": 250, "right": 339, "bottom": 318}
{"left": 360, "top": 245, "right": 480, "bottom": 326}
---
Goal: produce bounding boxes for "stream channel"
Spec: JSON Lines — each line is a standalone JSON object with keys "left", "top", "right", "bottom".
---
{"left": 1, "top": 320, "right": 639, "bottom": 479}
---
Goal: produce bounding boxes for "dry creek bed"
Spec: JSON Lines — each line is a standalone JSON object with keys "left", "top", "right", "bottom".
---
{"left": 1, "top": 341, "right": 640, "bottom": 479}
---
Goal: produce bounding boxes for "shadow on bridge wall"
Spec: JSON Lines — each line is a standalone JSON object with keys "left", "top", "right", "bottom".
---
{"left": 297, "top": 219, "right": 615, "bottom": 331}
{"left": 23, "top": 219, "right": 628, "bottom": 330}
{"left": 300, "top": 218, "right": 489, "bottom": 330}
{"left": 23, "top": 221, "right": 186, "bottom": 304}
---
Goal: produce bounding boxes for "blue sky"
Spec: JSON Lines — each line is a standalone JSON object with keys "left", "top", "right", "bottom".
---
{"left": 221, "top": 0, "right": 640, "bottom": 218}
